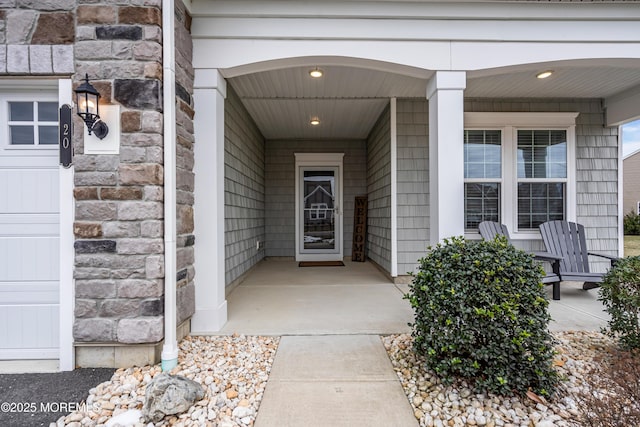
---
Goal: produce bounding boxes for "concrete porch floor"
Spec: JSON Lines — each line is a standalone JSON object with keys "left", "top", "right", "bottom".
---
{"left": 217, "top": 259, "right": 414, "bottom": 336}
{"left": 215, "top": 258, "right": 610, "bottom": 336}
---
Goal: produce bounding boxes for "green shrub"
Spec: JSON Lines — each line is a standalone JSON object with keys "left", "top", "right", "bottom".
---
{"left": 600, "top": 256, "right": 640, "bottom": 350}
{"left": 406, "top": 236, "right": 558, "bottom": 396}
{"left": 624, "top": 211, "right": 640, "bottom": 235}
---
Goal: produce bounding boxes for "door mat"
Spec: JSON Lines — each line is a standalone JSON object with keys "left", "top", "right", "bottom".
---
{"left": 298, "top": 261, "right": 345, "bottom": 267}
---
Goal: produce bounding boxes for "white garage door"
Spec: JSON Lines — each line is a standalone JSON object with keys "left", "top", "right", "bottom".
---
{"left": 0, "top": 92, "right": 60, "bottom": 359}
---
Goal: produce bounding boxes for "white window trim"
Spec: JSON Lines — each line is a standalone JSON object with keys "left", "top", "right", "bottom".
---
{"left": 464, "top": 112, "right": 579, "bottom": 239}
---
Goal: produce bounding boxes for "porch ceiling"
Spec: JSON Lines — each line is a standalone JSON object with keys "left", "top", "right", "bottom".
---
{"left": 227, "top": 60, "right": 640, "bottom": 140}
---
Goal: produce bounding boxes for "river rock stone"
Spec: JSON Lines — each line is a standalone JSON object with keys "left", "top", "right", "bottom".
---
{"left": 142, "top": 373, "right": 205, "bottom": 422}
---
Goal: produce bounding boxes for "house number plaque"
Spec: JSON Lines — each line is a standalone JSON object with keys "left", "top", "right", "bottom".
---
{"left": 59, "top": 104, "right": 73, "bottom": 168}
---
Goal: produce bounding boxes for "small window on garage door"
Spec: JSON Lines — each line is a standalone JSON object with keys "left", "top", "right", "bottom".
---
{"left": 7, "top": 101, "right": 59, "bottom": 146}
{"left": 1, "top": 93, "right": 59, "bottom": 150}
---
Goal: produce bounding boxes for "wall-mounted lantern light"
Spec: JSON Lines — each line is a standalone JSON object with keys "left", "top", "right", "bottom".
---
{"left": 75, "top": 74, "right": 109, "bottom": 140}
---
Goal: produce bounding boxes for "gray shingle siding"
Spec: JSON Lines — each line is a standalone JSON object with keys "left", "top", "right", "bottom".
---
{"left": 390, "top": 98, "right": 618, "bottom": 275}
{"left": 224, "top": 87, "right": 266, "bottom": 285}
{"left": 265, "top": 140, "right": 367, "bottom": 258}
{"left": 222, "top": 95, "right": 617, "bottom": 279}
{"left": 367, "top": 105, "right": 392, "bottom": 272}
{"left": 397, "top": 99, "right": 429, "bottom": 275}
{"left": 465, "top": 98, "right": 619, "bottom": 272}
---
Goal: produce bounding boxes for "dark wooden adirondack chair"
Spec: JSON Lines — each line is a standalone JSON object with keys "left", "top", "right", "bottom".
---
{"left": 539, "top": 220, "right": 618, "bottom": 296}
{"left": 478, "top": 221, "right": 563, "bottom": 299}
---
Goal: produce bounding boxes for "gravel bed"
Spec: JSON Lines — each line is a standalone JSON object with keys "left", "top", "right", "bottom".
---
{"left": 381, "top": 331, "right": 616, "bottom": 427}
{"left": 52, "top": 331, "right": 618, "bottom": 427}
{"left": 53, "top": 335, "right": 278, "bottom": 427}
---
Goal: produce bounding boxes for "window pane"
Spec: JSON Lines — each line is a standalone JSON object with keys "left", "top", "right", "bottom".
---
{"left": 517, "top": 130, "right": 567, "bottom": 178}
{"left": 10, "top": 126, "right": 34, "bottom": 145}
{"left": 464, "top": 130, "right": 501, "bottom": 179}
{"left": 38, "top": 125, "right": 58, "bottom": 145}
{"left": 517, "top": 183, "right": 565, "bottom": 229}
{"left": 465, "top": 182, "right": 500, "bottom": 230}
{"left": 38, "top": 102, "right": 58, "bottom": 121}
{"left": 9, "top": 102, "right": 33, "bottom": 121}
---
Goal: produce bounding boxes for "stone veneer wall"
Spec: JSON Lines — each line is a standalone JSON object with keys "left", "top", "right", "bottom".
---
{"left": 366, "top": 104, "right": 392, "bottom": 272}
{"left": 71, "top": 0, "right": 173, "bottom": 366}
{"left": 174, "top": 0, "right": 195, "bottom": 327}
{"left": 0, "top": 2, "right": 75, "bottom": 74}
{"left": 224, "top": 86, "right": 266, "bottom": 285}
{"left": 0, "top": 0, "right": 196, "bottom": 367}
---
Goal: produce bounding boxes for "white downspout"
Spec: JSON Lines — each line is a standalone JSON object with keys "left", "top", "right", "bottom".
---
{"left": 161, "top": 0, "right": 179, "bottom": 371}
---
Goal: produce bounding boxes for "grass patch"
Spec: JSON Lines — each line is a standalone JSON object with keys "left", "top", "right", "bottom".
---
{"left": 625, "top": 235, "right": 640, "bottom": 257}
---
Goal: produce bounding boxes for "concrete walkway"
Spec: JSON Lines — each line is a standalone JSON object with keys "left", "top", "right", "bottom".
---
{"left": 254, "top": 335, "right": 418, "bottom": 427}
{"left": 219, "top": 259, "right": 611, "bottom": 427}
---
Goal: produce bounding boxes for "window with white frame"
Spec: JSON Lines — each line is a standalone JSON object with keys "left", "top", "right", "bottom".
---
{"left": 0, "top": 91, "right": 59, "bottom": 149}
{"left": 464, "top": 113, "right": 578, "bottom": 234}
{"left": 464, "top": 129, "right": 502, "bottom": 229}
{"left": 516, "top": 130, "right": 567, "bottom": 229}
{"left": 7, "top": 101, "right": 58, "bottom": 146}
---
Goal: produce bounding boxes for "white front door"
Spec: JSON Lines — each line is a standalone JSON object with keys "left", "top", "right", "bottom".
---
{"left": 0, "top": 93, "right": 60, "bottom": 359}
{"left": 295, "top": 153, "right": 344, "bottom": 261}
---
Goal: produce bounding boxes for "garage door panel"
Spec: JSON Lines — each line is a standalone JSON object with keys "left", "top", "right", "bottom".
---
{"left": 0, "top": 150, "right": 57, "bottom": 159}
{"left": 0, "top": 213, "right": 59, "bottom": 236}
{"left": 0, "top": 236, "right": 59, "bottom": 281}
{"left": 1, "top": 92, "right": 60, "bottom": 360}
{"left": 0, "top": 282, "right": 58, "bottom": 304}
{"left": 0, "top": 304, "right": 59, "bottom": 358}
{"left": 0, "top": 168, "right": 59, "bottom": 213}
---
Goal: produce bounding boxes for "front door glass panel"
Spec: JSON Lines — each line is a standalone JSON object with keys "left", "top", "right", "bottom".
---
{"left": 303, "top": 170, "right": 336, "bottom": 251}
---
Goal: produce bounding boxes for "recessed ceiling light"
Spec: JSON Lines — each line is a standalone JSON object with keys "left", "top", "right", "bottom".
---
{"left": 536, "top": 70, "right": 553, "bottom": 79}
{"left": 310, "top": 119, "right": 320, "bottom": 126}
{"left": 309, "top": 69, "right": 323, "bottom": 78}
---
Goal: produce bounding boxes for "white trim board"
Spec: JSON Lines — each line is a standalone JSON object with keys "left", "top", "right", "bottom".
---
{"left": 58, "top": 79, "right": 74, "bottom": 371}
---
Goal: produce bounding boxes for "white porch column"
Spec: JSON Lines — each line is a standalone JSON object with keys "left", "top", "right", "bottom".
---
{"left": 191, "top": 69, "right": 228, "bottom": 333}
{"left": 426, "top": 71, "right": 466, "bottom": 245}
